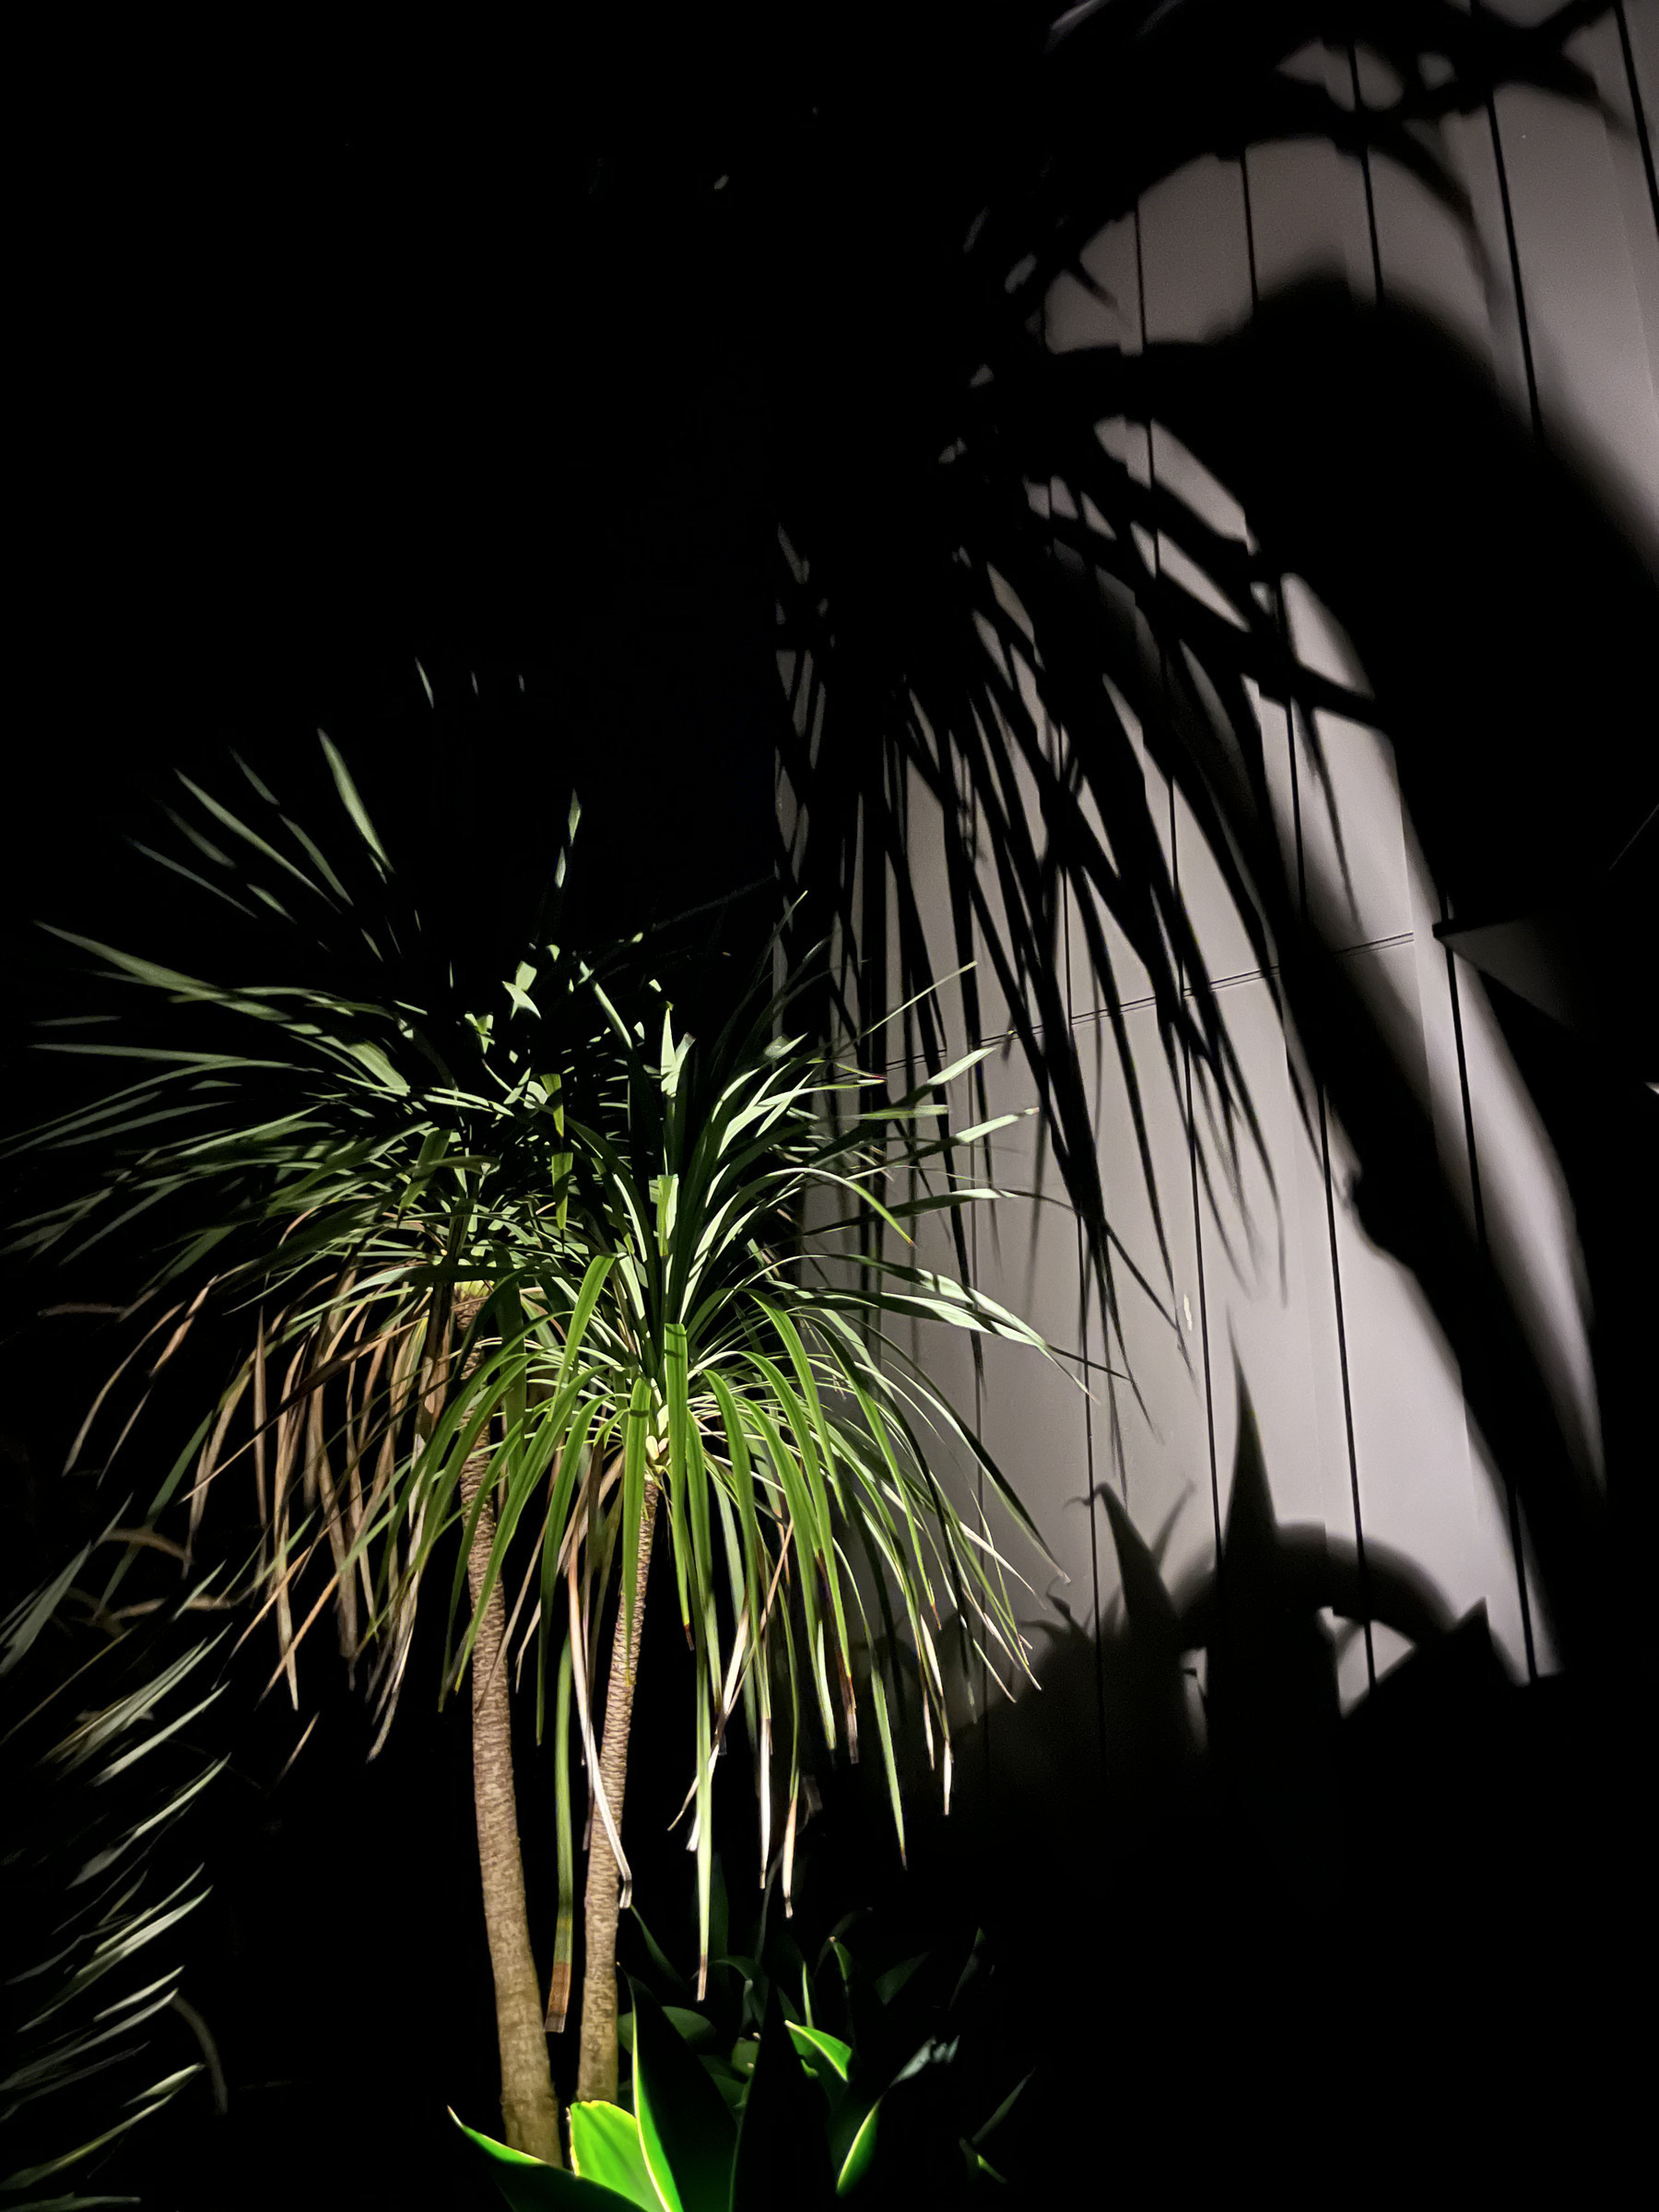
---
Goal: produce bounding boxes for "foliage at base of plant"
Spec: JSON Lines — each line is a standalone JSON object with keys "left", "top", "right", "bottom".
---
{"left": 457, "top": 1982, "right": 991, "bottom": 2211}
{"left": 458, "top": 1856, "right": 1027, "bottom": 2208}
{"left": 637, "top": 1859, "right": 1027, "bottom": 2200}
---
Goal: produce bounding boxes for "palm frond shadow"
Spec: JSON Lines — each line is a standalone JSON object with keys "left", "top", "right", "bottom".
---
{"left": 761, "top": 5, "right": 1658, "bottom": 1678}
{"left": 810, "top": 1361, "right": 1480, "bottom": 1900}
{"left": 950, "top": 1369, "right": 1462, "bottom": 1840}
{"left": 797, "top": 1357, "right": 1647, "bottom": 2185}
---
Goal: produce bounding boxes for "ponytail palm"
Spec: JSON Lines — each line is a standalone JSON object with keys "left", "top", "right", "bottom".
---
{"left": 425, "top": 969, "right": 1050, "bottom": 2100}
{"left": 11, "top": 744, "right": 1053, "bottom": 2127}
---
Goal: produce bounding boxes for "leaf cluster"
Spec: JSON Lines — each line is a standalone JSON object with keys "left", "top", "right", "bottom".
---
{"left": 0, "top": 1529, "right": 228, "bottom": 2207}
{"left": 458, "top": 1898, "right": 1024, "bottom": 2209}
{"left": 7, "top": 746, "right": 1060, "bottom": 1993}
{"left": 615, "top": 1858, "right": 1030, "bottom": 2203}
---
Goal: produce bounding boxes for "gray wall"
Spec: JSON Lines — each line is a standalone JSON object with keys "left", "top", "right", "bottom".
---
{"left": 804, "top": 5, "right": 1659, "bottom": 1757}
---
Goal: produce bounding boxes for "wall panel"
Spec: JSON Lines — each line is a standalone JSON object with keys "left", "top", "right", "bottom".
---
{"left": 848, "top": 14, "right": 1657, "bottom": 1786}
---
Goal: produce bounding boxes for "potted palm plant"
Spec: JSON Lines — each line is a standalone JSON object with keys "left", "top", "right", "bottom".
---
{"left": 8, "top": 740, "right": 1055, "bottom": 2159}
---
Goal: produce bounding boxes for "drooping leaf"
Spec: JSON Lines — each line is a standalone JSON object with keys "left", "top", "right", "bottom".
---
{"left": 629, "top": 1983, "right": 736, "bottom": 2212}
{"left": 731, "top": 1992, "right": 837, "bottom": 2212}
{"left": 787, "top": 2023, "right": 855, "bottom": 2085}
{"left": 659, "top": 2007, "right": 720, "bottom": 2053}
{"left": 835, "top": 2099, "right": 881, "bottom": 2197}
{"left": 567, "top": 2102, "right": 656, "bottom": 2210}
{"left": 451, "top": 2112, "right": 641, "bottom": 2211}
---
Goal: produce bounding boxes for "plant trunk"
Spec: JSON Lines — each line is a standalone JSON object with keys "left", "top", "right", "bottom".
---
{"left": 460, "top": 1428, "right": 564, "bottom": 2162}
{"left": 575, "top": 1479, "right": 659, "bottom": 2105}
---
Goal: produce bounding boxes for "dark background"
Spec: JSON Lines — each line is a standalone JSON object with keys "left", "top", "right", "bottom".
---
{"left": 7, "top": 29, "right": 788, "bottom": 2206}
{"left": 10, "top": 20, "right": 782, "bottom": 969}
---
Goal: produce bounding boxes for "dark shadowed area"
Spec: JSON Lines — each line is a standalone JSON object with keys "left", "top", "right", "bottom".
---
{"left": 6, "top": 8, "right": 1655, "bottom": 2206}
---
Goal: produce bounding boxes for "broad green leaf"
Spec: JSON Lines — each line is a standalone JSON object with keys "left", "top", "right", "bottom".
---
{"left": 568, "top": 2102, "right": 656, "bottom": 2209}
{"left": 732, "top": 1993, "right": 836, "bottom": 2212}
{"left": 660, "top": 2006, "right": 719, "bottom": 2053}
{"left": 629, "top": 1983, "right": 736, "bottom": 2212}
{"left": 627, "top": 1911, "right": 690, "bottom": 1999}
{"left": 450, "top": 2112, "right": 639, "bottom": 2209}
{"left": 836, "top": 2100, "right": 880, "bottom": 2196}
{"left": 787, "top": 2023, "right": 854, "bottom": 2083}
{"left": 872, "top": 1956, "right": 927, "bottom": 2006}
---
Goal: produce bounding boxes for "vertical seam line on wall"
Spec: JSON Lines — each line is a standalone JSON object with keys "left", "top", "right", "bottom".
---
{"left": 1244, "top": 134, "right": 1374, "bottom": 1688}
{"left": 1040, "top": 276, "right": 1109, "bottom": 1770}
{"left": 1063, "top": 735, "right": 1109, "bottom": 1769}
{"left": 1459, "top": 15, "right": 1545, "bottom": 1672}
{"left": 1439, "top": 886, "right": 1539, "bottom": 1681}
{"left": 1353, "top": 25, "right": 1542, "bottom": 1673}
{"left": 1133, "top": 201, "right": 1224, "bottom": 1572}
{"left": 1046, "top": 448, "right": 1110, "bottom": 1759}
{"left": 1030, "top": 259, "right": 1112, "bottom": 1753}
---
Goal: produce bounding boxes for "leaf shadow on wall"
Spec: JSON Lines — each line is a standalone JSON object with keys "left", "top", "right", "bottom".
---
{"left": 806, "top": 1369, "right": 1651, "bottom": 2193}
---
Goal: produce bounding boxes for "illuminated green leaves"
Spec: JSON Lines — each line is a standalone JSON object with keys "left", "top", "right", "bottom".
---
{"left": 17, "top": 747, "right": 1053, "bottom": 2063}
